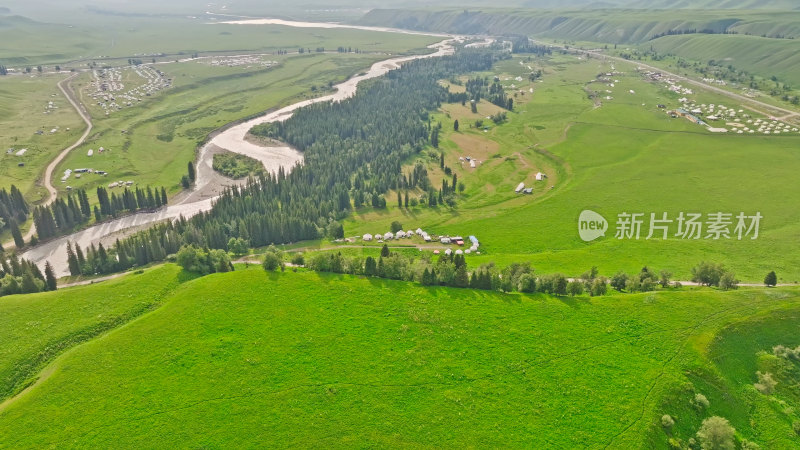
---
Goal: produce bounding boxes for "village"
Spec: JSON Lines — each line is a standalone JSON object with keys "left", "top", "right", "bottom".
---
{"left": 641, "top": 70, "right": 799, "bottom": 134}
{"left": 201, "top": 55, "right": 279, "bottom": 69}
{"left": 358, "top": 228, "right": 482, "bottom": 255}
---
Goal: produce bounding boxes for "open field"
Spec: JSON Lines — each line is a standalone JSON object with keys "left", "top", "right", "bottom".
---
{"left": 0, "top": 266, "right": 798, "bottom": 447}
{"left": 342, "top": 53, "right": 800, "bottom": 282}
{"left": 0, "top": 15, "right": 439, "bottom": 68}
{"left": 0, "top": 264, "right": 192, "bottom": 403}
{"left": 0, "top": 74, "right": 85, "bottom": 202}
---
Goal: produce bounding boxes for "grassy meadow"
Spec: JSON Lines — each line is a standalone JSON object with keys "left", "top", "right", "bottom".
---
{"left": 0, "top": 266, "right": 799, "bottom": 448}
{"left": 341, "top": 53, "right": 800, "bottom": 282}
{"left": 0, "top": 264, "right": 193, "bottom": 403}
{"left": 0, "top": 15, "right": 439, "bottom": 67}
{"left": 0, "top": 74, "right": 85, "bottom": 202}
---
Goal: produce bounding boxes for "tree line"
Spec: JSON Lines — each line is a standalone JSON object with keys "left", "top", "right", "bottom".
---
{"left": 32, "top": 186, "right": 167, "bottom": 245}
{"left": 0, "top": 253, "right": 56, "bottom": 297}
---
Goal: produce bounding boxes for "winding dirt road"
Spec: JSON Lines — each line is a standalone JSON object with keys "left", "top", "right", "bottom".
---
{"left": 2, "top": 73, "right": 93, "bottom": 249}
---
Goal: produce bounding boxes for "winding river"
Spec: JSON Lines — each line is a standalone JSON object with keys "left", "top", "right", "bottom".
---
{"left": 23, "top": 22, "right": 457, "bottom": 277}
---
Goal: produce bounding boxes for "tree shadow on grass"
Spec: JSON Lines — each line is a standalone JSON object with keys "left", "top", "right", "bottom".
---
{"left": 557, "top": 295, "right": 592, "bottom": 310}
{"left": 175, "top": 269, "right": 203, "bottom": 284}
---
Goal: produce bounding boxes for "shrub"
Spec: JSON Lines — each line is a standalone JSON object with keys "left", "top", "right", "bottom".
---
{"left": 566, "top": 280, "right": 584, "bottom": 296}
{"left": 227, "top": 237, "right": 249, "bottom": 256}
{"left": 262, "top": 246, "right": 284, "bottom": 272}
{"left": 627, "top": 272, "right": 656, "bottom": 292}
{"left": 661, "top": 414, "right": 675, "bottom": 429}
{"left": 590, "top": 278, "right": 608, "bottom": 296}
{"left": 691, "top": 261, "right": 725, "bottom": 286}
{"left": 262, "top": 252, "right": 282, "bottom": 271}
{"left": 696, "top": 416, "right": 735, "bottom": 450}
{"left": 539, "top": 273, "right": 567, "bottom": 295}
{"left": 290, "top": 252, "right": 305, "bottom": 266}
{"left": 754, "top": 371, "right": 777, "bottom": 394}
{"left": 773, "top": 345, "right": 800, "bottom": 361}
{"left": 692, "top": 393, "right": 710, "bottom": 410}
{"left": 390, "top": 221, "right": 403, "bottom": 233}
{"left": 517, "top": 273, "right": 536, "bottom": 293}
{"left": 176, "top": 245, "right": 232, "bottom": 275}
{"left": 718, "top": 272, "right": 739, "bottom": 291}
{"left": 659, "top": 270, "right": 672, "bottom": 288}
{"left": 610, "top": 271, "right": 628, "bottom": 291}
{"left": 740, "top": 440, "right": 760, "bottom": 450}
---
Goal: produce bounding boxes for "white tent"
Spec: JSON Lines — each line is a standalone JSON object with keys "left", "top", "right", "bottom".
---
{"left": 362, "top": 234, "right": 373, "bottom": 241}
{"left": 383, "top": 232, "right": 394, "bottom": 240}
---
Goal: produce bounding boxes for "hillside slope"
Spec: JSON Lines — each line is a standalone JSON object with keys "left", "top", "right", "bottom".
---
{"left": 1, "top": 267, "right": 799, "bottom": 447}
{"left": 358, "top": 8, "right": 800, "bottom": 43}
{"left": 648, "top": 33, "right": 800, "bottom": 86}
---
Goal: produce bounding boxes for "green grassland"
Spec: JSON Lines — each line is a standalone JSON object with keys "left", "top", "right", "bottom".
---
{"left": 0, "top": 264, "right": 193, "bottom": 403}
{"left": 647, "top": 33, "right": 800, "bottom": 87}
{"left": 0, "top": 74, "right": 85, "bottom": 202}
{"left": 0, "top": 15, "right": 439, "bottom": 67}
{"left": 0, "top": 266, "right": 799, "bottom": 448}
{"left": 342, "top": 53, "right": 800, "bottom": 282}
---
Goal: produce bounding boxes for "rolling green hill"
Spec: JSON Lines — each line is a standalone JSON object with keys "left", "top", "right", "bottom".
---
{"left": 648, "top": 33, "right": 800, "bottom": 86}
{"left": 1, "top": 266, "right": 799, "bottom": 447}
{"left": 0, "top": 265, "right": 194, "bottom": 402}
{"left": 358, "top": 8, "right": 800, "bottom": 43}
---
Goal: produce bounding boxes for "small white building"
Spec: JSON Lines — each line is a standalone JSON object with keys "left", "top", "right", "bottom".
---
{"left": 440, "top": 237, "right": 451, "bottom": 244}
{"left": 383, "top": 232, "right": 394, "bottom": 240}
{"left": 536, "top": 172, "right": 547, "bottom": 181}
{"left": 362, "top": 233, "right": 373, "bottom": 241}
{"left": 396, "top": 231, "right": 406, "bottom": 238}
{"left": 515, "top": 182, "right": 525, "bottom": 193}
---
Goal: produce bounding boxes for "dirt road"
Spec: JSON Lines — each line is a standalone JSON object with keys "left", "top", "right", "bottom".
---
{"left": 3, "top": 73, "right": 93, "bottom": 249}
